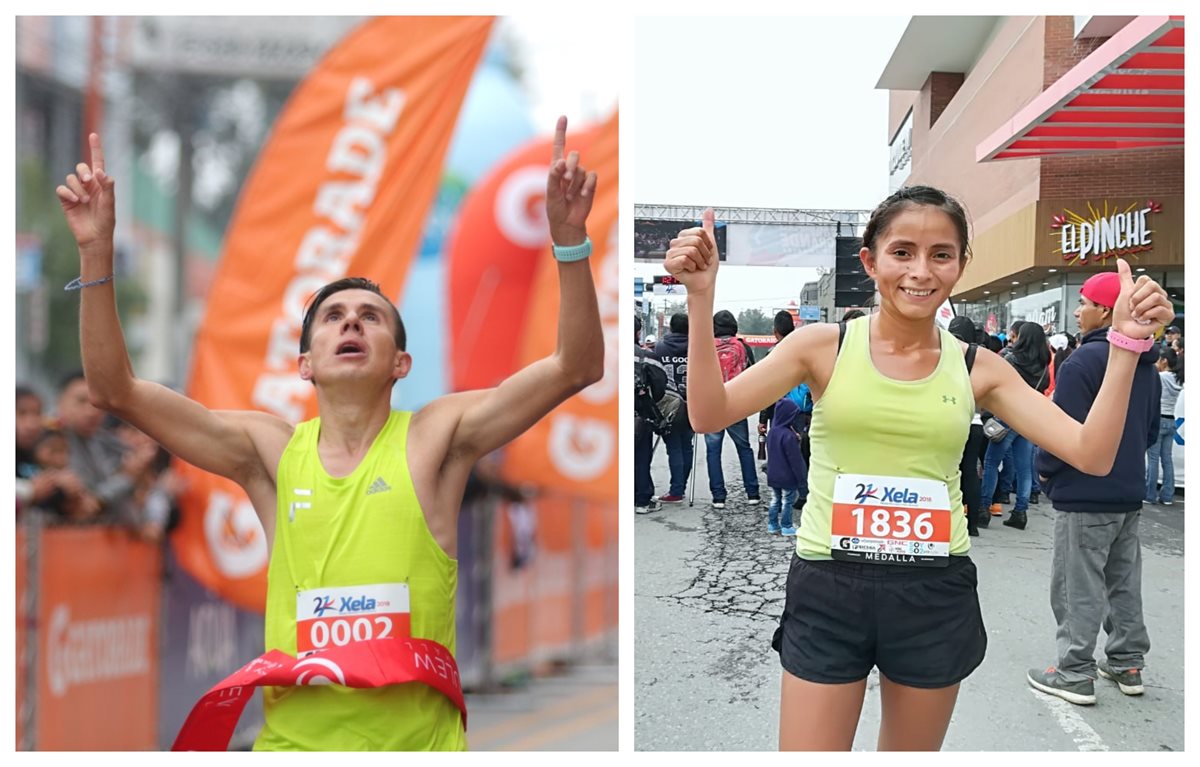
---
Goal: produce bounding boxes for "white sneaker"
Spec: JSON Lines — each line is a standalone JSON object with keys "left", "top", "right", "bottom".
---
{"left": 636, "top": 500, "right": 661, "bottom": 515}
{"left": 712, "top": 500, "right": 726, "bottom": 510}
{"left": 746, "top": 497, "right": 761, "bottom": 506}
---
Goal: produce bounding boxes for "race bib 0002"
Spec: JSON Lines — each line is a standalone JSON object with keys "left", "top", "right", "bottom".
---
{"left": 829, "top": 474, "right": 952, "bottom": 567}
{"left": 296, "top": 583, "right": 411, "bottom": 656}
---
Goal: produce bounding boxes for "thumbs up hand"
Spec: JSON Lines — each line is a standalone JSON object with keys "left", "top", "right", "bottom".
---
{"left": 663, "top": 208, "right": 720, "bottom": 295}
{"left": 1111, "top": 257, "right": 1174, "bottom": 339}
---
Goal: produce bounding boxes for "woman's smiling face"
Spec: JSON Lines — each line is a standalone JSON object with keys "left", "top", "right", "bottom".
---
{"left": 861, "top": 204, "right": 966, "bottom": 321}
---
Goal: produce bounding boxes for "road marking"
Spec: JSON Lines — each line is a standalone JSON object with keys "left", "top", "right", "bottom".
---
{"left": 1027, "top": 688, "right": 1108, "bottom": 751}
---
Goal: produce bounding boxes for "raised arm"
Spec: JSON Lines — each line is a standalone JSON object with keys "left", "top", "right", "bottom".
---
{"left": 664, "top": 209, "right": 829, "bottom": 432}
{"left": 976, "top": 258, "right": 1173, "bottom": 476}
{"left": 57, "top": 133, "right": 290, "bottom": 488}
{"left": 444, "top": 116, "right": 605, "bottom": 460}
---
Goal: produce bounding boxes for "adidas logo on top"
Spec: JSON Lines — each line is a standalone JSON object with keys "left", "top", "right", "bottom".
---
{"left": 366, "top": 477, "right": 392, "bottom": 496}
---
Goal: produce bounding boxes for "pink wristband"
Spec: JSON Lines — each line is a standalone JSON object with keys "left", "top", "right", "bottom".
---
{"left": 1107, "top": 328, "right": 1155, "bottom": 353}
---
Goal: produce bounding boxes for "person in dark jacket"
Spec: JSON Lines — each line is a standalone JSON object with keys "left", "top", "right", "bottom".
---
{"left": 655, "top": 313, "right": 693, "bottom": 503}
{"left": 635, "top": 316, "right": 668, "bottom": 514}
{"left": 1028, "top": 271, "right": 1160, "bottom": 705}
{"left": 758, "top": 311, "right": 796, "bottom": 444}
{"left": 764, "top": 395, "right": 807, "bottom": 536}
{"left": 949, "top": 316, "right": 984, "bottom": 536}
{"left": 979, "top": 322, "right": 1050, "bottom": 529}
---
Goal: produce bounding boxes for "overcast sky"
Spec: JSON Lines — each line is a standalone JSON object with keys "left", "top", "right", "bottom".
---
{"left": 506, "top": 15, "right": 621, "bottom": 129}
{"left": 635, "top": 16, "right": 910, "bottom": 314}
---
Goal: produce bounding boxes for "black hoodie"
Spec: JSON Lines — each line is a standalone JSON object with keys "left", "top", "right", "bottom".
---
{"left": 713, "top": 310, "right": 738, "bottom": 338}
{"left": 1035, "top": 327, "right": 1161, "bottom": 513}
{"left": 655, "top": 332, "right": 689, "bottom": 397}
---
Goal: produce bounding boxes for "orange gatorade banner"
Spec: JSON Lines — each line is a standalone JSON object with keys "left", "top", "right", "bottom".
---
{"left": 16, "top": 527, "right": 26, "bottom": 750}
{"left": 36, "top": 527, "right": 162, "bottom": 750}
{"left": 501, "top": 111, "right": 619, "bottom": 504}
{"left": 175, "top": 17, "right": 494, "bottom": 611}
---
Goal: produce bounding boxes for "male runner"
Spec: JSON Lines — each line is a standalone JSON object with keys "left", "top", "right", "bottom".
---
{"left": 56, "top": 118, "right": 603, "bottom": 750}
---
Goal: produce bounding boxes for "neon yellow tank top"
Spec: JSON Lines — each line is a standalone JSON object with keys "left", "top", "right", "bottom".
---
{"left": 796, "top": 317, "right": 974, "bottom": 560}
{"left": 254, "top": 410, "right": 464, "bottom": 751}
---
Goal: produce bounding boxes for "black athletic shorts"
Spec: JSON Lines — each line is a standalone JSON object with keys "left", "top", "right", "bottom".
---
{"left": 771, "top": 553, "right": 987, "bottom": 688}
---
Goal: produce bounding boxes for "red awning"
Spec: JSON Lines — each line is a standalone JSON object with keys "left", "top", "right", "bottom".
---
{"left": 977, "top": 16, "right": 1183, "bottom": 162}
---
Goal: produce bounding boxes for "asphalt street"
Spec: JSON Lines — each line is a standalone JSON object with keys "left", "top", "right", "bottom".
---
{"left": 635, "top": 418, "right": 1185, "bottom": 751}
{"left": 467, "top": 658, "right": 618, "bottom": 751}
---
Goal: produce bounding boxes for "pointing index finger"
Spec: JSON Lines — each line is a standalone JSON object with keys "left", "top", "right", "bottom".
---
{"left": 552, "top": 116, "right": 567, "bottom": 163}
{"left": 90, "top": 133, "right": 105, "bottom": 175}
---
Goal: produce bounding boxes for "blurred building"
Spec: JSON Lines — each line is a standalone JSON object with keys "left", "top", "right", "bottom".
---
{"left": 878, "top": 16, "right": 1184, "bottom": 335}
{"left": 15, "top": 17, "right": 363, "bottom": 391}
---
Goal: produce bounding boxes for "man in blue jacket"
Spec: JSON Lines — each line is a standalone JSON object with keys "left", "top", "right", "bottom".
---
{"left": 1028, "top": 272, "right": 1160, "bottom": 705}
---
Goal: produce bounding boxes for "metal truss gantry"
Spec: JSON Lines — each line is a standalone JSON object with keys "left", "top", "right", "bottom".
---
{"left": 634, "top": 203, "right": 870, "bottom": 229}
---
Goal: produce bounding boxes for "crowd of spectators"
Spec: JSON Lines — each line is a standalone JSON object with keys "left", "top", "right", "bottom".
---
{"left": 15, "top": 371, "right": 182, "bottom": 541}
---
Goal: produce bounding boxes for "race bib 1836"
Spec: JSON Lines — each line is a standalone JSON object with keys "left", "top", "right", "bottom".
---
{"left": 296, "top": 583, "right": 411, "bottom": 656}
{"left": 830, "top": 474, "right": 952, "bottom": 567}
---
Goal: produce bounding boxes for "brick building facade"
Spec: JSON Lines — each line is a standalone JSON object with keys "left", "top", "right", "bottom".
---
{"left": 878, "top": 16, "right": 1183, "bottom": 336}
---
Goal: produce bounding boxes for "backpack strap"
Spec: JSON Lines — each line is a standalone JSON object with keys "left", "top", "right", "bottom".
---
{"left": 837, "top": 321, "right": 847, "bottom": 355}
{"left": 965, "top": 343, "right": 978, "bottom": 375}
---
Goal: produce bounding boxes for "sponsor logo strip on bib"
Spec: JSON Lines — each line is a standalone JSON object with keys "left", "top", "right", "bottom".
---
{"left": 296, "top": 583, "right": 410, "bottom": 656}
{"left": 830, "top": 474, "right": 952, "bottom": 567}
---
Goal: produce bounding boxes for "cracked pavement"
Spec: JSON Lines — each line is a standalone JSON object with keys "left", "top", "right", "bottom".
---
{"left": 635, "top": 418, "right": 1186, "bottom": 751}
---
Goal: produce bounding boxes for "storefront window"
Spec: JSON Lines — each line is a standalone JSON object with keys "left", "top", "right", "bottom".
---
{"left": 956, "top": 299, "right": 1009, "bottom": 338}
{"left": 1009, "top": 286, "right": 1066, "bottom": 335}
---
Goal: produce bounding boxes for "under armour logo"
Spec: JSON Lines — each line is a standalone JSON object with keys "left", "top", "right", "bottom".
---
{"left": 942, "top": 396, "right": 956, "bottom": 404}
{"left": 366, "top": 477, "right": 392, "bottom": 496}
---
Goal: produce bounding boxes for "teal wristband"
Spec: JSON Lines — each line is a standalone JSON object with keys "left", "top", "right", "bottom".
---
{"left": 552, "top": 237, "right": 592, "bottom": 262}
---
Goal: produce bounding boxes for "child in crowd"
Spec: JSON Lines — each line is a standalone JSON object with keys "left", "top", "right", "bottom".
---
{"left": 765, "top": 394, "right": 808, "bottom": 536}
{"left": 32, "top": 429, "right": 100, "bottom": 521}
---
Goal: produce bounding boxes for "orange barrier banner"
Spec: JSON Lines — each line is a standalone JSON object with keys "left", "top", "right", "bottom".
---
{"left": 491, "top": 497, "right": 575, "bottom": 668}
{"left": 446, "top": 124, "right": 603, "bottom": 392}
{"left": 500, "top": 111, "right": 619, "bottom": 504}
{"left": 36, "top": 527, "right": 162, "bottom": 750}
{"left": 490, "top": 497, "right": 618, "bottom": 673}
{"left": 175, "top": 17, "right": 494, "bottom": 611}
{"left": 581, "top": 500, "right": 619, "bottom": 643}
{"left": 16, "top": 527, "right": 26, "bottom": 750}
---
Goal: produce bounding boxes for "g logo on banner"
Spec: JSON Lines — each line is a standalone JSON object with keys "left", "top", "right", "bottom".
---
{"left": 204, "top": 490, "right": 268, "bottom": 578}
{"left": 495, "top": 166, "right": 549, "bottom": 248}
